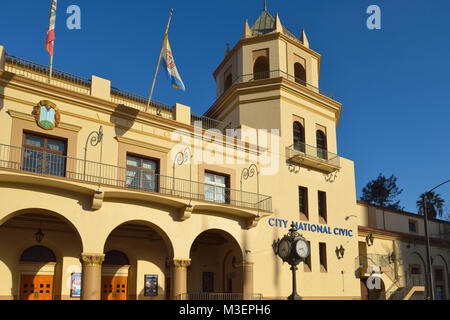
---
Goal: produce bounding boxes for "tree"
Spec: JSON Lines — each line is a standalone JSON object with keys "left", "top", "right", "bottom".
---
{"left": 361, "top": 174, "right": 404, "bottom": 210}
{"left": 416, "top": 191, "right": 445, "bottom": 219}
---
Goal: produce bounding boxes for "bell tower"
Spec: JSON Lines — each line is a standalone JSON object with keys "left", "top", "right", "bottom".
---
{"left": 205, "top": 3, "right": 342, "bottom": 167}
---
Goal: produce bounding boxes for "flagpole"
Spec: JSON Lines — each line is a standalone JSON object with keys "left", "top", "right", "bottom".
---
{"left": 49, "top": 53, "right": 54, "bottom": 84}
{"left": 146, "top": 8, "right": 174, "bottom": 112}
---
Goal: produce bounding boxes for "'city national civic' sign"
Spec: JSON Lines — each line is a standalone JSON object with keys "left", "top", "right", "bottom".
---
{"left": 268, "top": 218, "right": 354, "bottom": 238}
{"left": 34, "top": 100, "right": 61, "bottom": 130}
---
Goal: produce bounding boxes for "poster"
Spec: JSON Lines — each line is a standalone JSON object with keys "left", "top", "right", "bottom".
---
{"left": 70, "top": 273, "right": 82, "bottom": 298}
{"left": 144, "top": 275, "right": 158, "bottom": 297}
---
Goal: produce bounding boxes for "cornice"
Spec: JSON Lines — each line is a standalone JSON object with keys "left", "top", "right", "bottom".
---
{"left": 7, "top": 109, "right": 82, "bottom": 132}
{"left": 115, "top": 136, "right": 172, "bottom": 154}
{"left": 207, "top": 76, "right": 341, "bottom": 124}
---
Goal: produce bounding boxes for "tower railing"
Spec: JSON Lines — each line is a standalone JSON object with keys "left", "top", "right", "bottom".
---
{"left": 215, "top": 69, "right": 334, "bottom": 101}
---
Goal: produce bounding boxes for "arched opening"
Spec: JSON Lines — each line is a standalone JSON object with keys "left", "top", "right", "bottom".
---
{"left": 104, "top": 250, "right": 130, "bottom": 266}
{"left": 253, "top": 56, "right": 270, "bottom": 80}
{"left": 102, "top": 221, "right": 174, "bottom": 301}
{"left": 294, "top": 63, "right": 306, "bottom": 85}
{"left": 188, "top": 229, "right": 244, "bottom": 299}
{"left": 19, "top": 245, "right": 57, "bottom": 301}
{"left": 0, "top": 209, "right": 83, "bottom": 301}
{"left": 293, "top": 122, "right": 305, "bottom": 152}
{"left": 101, "top": 250, "right": 130, "bottom": 301}
{"left": 224, "top": 73, "right": 233, "bottom": 92}
{"left": 316, "top": 130, "right": 328, "bottom": 160}
{"left": 20, "top": 246, "right": 56, "bottom": 263}
{"left": 434, "top": 255, "right": 449, "bottom": 300}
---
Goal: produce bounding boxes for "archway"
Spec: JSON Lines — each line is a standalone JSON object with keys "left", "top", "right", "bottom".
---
{"left": 434, "top": 255, "right": 449, "bottom": 300}
{"left": 102, "top": 220, "right": 174, "bottom": 300}
{"left": 253, "top": 56, "right": 270, "bottom": 80}
{"left": 19, "top": 245, "right": 56, "bottom": 300}
{"left": 0, "top": 209, "right": 83, "bottom": 300}
{"left": 188, "top": 229, "right": 244, "bottom": 298}
{"left": 294, "top": 62, "right": 306, "bottom": 85}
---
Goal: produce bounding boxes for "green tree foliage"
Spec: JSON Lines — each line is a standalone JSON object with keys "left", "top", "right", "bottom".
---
{"left": 416, "top": 191, "right": 445, "bottom": 219}
{"left": 361, "top": 174, "right": 404, "bottom": 210}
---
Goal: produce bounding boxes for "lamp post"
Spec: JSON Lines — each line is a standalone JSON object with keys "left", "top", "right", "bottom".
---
{"left": 276, "top": 223, "right": 310, "bottom": 300}
{"left": 422, "top": 179, "right": 450, "bottom": 300}
{"left": 83, "top": 126, "right": 104, "bottom": 184}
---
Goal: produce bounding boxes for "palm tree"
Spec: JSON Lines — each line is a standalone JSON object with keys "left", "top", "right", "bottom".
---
{"left": 417, "top": 191, "right": 445, "bottom": 219}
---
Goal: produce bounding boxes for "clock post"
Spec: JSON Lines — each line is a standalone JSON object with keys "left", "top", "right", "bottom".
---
{"left": 276, "top": 223, "right": 310, "bottom": 301}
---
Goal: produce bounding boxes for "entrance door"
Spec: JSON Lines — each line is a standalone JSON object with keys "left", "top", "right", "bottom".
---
{"left": 20, "top": 275, "right": 54, "bottom": 300}
{"left": 101, "top": 276, "right": 128, "bottom": 300}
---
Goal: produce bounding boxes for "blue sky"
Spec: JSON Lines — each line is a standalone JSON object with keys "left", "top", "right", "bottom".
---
{"left": 1, "top": 0, "right": 449, "bottom": 217}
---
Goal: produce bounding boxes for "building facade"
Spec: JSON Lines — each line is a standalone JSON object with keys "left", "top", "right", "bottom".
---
{"left": 0, "top": 7, "right": 448, "bottom": 300}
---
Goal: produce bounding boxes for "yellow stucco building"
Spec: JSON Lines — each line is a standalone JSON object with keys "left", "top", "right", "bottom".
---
{"left": 0, "top": 7, "right": 448, "bottom": 301}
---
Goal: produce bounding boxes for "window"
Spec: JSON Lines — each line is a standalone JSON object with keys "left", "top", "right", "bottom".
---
{"left": 104, "top": 250, "right": 129, "bottom": 266}
{"left": 318, "top": 191, "right": 327, "bottom": 224}
{"left": 408, "top": 220, "right": 418, "bottom": 233}
{"left": 126, "top": 155, "right": 159, "bottom": 192}
{"left": 293, "top": 122, "right": 305, "bottom": 152}
{"left": 204, "top": 172, "right": 229, "bottom": 204}
{"left": 298, "top": 187, "right": 308, "bottom": 220}
{"left": 304, "top": 241, "right": 312, "bottom": 272}
{"left": 294, "top": 62, "right": 306, "bottom": 85}
{"left": 22, "top": 133, "right": 67, "bottom": 177}
{"left": 202, "top": 272, "right": 214, "bottom": 293}
{"left": 316, "top": 130, "right": 327, "bottom": 160}
{"left": 319, "top": 243, "right": 327, "bottom": 273}
{"left": 434, "top": 268, "right": 444, "bottom": 281}
{"left": 410, "top": 265, "right": 421, "bottom": 275}
{"left": 224, "top": 66, "right": 233, "bottom": 92}
{"left": 20, "top": 246, "right": 56, "bottom": 263}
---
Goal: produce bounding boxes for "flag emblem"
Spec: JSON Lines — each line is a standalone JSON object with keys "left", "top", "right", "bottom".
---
{"left": 45, "top": 0, "right": 58, "bottom": 56}
{"left": 161, "top": 35, "right": 185, "bottom": 92}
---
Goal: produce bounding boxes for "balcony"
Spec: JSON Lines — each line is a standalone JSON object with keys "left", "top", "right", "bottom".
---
{"left": 286, "top": 143, "right": 340, "bottom": 173}
{"left": 0, "top": 144, "right": 272, "bottom": 213}
{"left": 217, "top": 69, "right": 335, "bottom": 102}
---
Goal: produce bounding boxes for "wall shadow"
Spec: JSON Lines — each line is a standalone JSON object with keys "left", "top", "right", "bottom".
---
{"left": 110, "top": 104, "right": 140, "bottom": 138}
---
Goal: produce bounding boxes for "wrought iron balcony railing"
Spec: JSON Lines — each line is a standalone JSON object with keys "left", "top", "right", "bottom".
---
{"left": 286, "top": 143, "right": 340, "bottom": 170}
{"left": 355, "top": 254, "right": 392, "bottom": 270}
{"left": 175, "top": 293, "right": 263, "bottom": 300}
{"left": 217, "top": 69, "right": 334, "bottom": 100}
{"left": 0, "top": 144, "right": 272, "bottom": 213}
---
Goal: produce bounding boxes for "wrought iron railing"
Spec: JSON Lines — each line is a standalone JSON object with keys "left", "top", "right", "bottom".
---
{"left": 217, "top": 69, "right": 334, "bottom": 100}
{"left": 0, "top": 144, "right": 272, "bottom": 212}
{"left": 191, "top": 113, "right": 235, "bottom": 133}
{"left": 4, "top": 53, "right": 175, "bottom": 119}
{"left": 110, "top": 87, "right": 174, "bottom": 119}
{"left": 286, "top": 143, "right": 340, "bottom": 168}
{"left": 175, "top": 293, "right": 263, "bottom": 300}
{"left": 4, "top": 54, "right": 92, "bottom": 94}
{"left": 356, "top": 254, "right": 392, "bottom": 270}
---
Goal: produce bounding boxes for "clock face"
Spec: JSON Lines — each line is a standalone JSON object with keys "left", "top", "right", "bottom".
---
{"left": 295, "top": 239, "right": 310, "bottom": 259}
{"left": 278, "top": 240, "right": 290, "bottom": 259}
